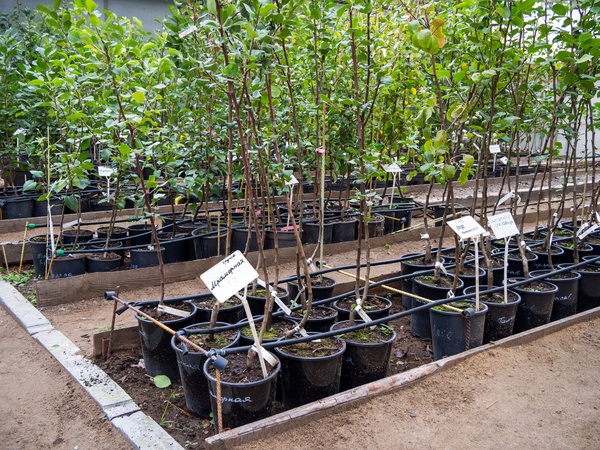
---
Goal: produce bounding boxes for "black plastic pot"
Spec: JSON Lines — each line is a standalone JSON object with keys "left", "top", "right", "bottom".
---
{"left": 157, "top": 233, "right": 190, "bottom": 264}
{"left": 505, "top": 252, "right": 538, "bottom": 278}
{"left": 287, "top": 275, "right": 336, "bottom": 306}
{"left": 136, "top": 301, "right": 197, "bottom": 381}
{"left": 192, "top": 294, "right": 244, "bottom": 324}
{"left": 128, "top": 223, "right": 153, "bottom": 247}
{"left": 511, "top": 279, "right": 558, "bottom": 333}
{"left": 85, "top": 253, "right": 122, "bottom": 273}
{"left": 430, "top": 301, "right": 487, "bottom": 360}
{"left": 432, "top": 203, "right": 465, "bottom": 227}
{"left": 29, "top": 234, "right": 57, "bottom": 277}
{"left": 192, "top": 227, "right": 226, "bottom": 259}
{"left": 331, "top": 321, "right": 396, "bottom": 391}
{"left": 264, "top": 229, "right": 297, "bottom": 249}
{"left": 203, "top": 352, "right": 280, "bottom": 432}
{"left": 130, "top": 246, "right": 165, "bottom": 269}
{"left": 411, "top": 275, "right": 463, "bottom": 341}
{"left": 363, "top": 213, "right": 385, "bottom": 238}
{"left": 33, "top": 197, "right": 62, "bottom": 217}
{"left": 302, "top": 221, "right": 333, "bottom": 244}
{"left": 0, "top": 196, "right": 33, "bottom": 220}
{"left": 529, "top": 245, "right": 565, "bottom": 271}
{"left": 331, "top": 217, "right": 357, "bottom": 243}
{"left": 399, "top": 255, "right": 439, "bottom": 309}
{"left": 171, "top": 322, "right": 240, "bottom": 417}
{"left": 86, "top": 239, "right": 125, "bottom": 265}
{"left": 572, "top": 259, "right": 600, "bottom": 312}
{"left": 464, "top": 286, "right": 521, "bottom": 344}
{"left": 231, "top": 227, "right": 260, "bottom": 253}
{"left": 556, "top": 242, "right": 594, "bottom": 264}
{"left": 275, "top": 335, "right": 345, "bottom": 409}
{"left": 450, "top": 265, "right": 487, "bottom": 291}
{"left": 532, "top": 268, "right": 580, "bottom": 321}
{"left": 246, "top": 285, "right": 289, "bottom": 317}
{"left": 49, "top": 254, "right": 86, "bottom": 279}
{"left": 332, "top": 295, "right": 392, "bottom": 323}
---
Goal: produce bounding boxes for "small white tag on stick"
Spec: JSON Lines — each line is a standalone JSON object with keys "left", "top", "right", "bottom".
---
{"left": 251, "top": 345, "right": 278, "bottom": 367}
{"left": 157, "top": 304, "right": 191, "bottom": 318}
{"left": 354, "top": 305, "right": 373, "bottom": 323}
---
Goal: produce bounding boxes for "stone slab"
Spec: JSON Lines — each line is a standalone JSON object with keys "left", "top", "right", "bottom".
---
{"left": 111, "top": 411, "right": 185, "bottom": 450}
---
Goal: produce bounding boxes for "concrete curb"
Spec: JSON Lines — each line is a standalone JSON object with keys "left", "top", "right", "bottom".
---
{"left": 0, "top": 281, "right": 184, "bottom": 450}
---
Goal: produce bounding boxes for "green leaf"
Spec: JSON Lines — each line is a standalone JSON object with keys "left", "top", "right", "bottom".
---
{"left": 132, "top": 91, "right": 145, "bottom": 103}
{"left": 552, "top": 4, "right": 567, "bottom": 15}
{"left": 442, "top": 164, "right": 456, "bottom": 181}
{"left": 207, "top": 0, "right": 217, "bottom": 16}
{"left": 417, "top": 30, "right": 432, "bottom": 50}
{"left": 22, "top": 180, "right": 38, "bottom": 192}
{"left": 118, "top": 144, "right": 131, "bottom": 156}
{"left": 246, "top": 23, "right": 258, "bottom": 39}
{"left": 153, "top": 375, "right": 171, "bottom": 388}
{"left": 84, "top": 0, "right": 97, "bottom": 13}
{"left": 260, "top": 4, "right": 277, "bottom": 17}
{"left": 89, "top": 13, "right": 99, "bottom": 26}
{"left": 575, "top": 54, "right": 593, "bottom": 64}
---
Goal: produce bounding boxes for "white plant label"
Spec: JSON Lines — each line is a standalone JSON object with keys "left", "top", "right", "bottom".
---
{"left": 355, "top": 305, "right": 373, "bottom": 323}
{"left": 500, "top": 156, "right": 509, "bottom": 165}
{"left": 178, "top": 25, "right": 197, "bottom": 38}
{"left": 489, "top": 144, "right": 501, "bottom": 154}
{"left": 487, "top": 212, "right": 519, "bottom": 239}
{"left": 200, "top": 251, "right": 258, "bottom": 303}
{"left": 384, "top": 162, "right": 402, "bottom": 173}
{"left": 157, "top": 304, "right": 191, "bottom": 318}
{"left": 98, "top": 166, "right": 115, "bottom": 177}
{"left": 285, "top": 174, "right": 299, "bottom": 186}
{"left": 447, "top": 216, "right": 486, "bottom": 240}
{"left": 580, "top": 224, "right": 599, "bottom": 239}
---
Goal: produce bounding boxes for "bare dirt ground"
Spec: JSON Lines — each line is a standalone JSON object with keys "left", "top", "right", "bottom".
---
{"left": 2, "top": 171, "right": 597, "bottom": 449}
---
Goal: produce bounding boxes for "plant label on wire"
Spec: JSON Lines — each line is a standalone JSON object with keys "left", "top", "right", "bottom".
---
{"left": 488, "top": 212, "right": 519, "bottom": 239}
{"left": 489, "top": 144, "right": 501, "bottom": 154}
{"left": 285, "top": 174, "right": 299, "bottom": 186}
{"left": 384, "top": 162, "right": 402, "bottom": 173}
{"left": 447, "top": 216, "right": 486, "bottom": 240}
{"left": 200, "top": 251, "right": 258, "bottom": 303}
{"left": 98, "top": 166, "right": 115, "bottom": 177}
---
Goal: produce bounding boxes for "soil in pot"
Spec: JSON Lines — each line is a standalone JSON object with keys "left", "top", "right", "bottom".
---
{"left": 96, "top": 225, "right": 128, "bottom": 240}
{"left": 238, "top": 317, "right": 297, "bottom": 346}
{"left": 285, "top": 305, "right": 338, "bottom": 332}
{"left": 430, "top": 301, "right": 487, "bottom": 360}
{"left": 333, "top": 295, "right": 392, "bottom": 322}
{"left": 331, "top": 321, "right": 396, "bottom": 391}
{"left": 127, "top": 223, "right": 153, "bottom": 247}
{"left": 172, "top": 322, "right": 240, "bottom": 417}
{"left": 61, "top": 229, "right": 94, "bottom": 245}
{"left": 203, "top": 351, "right": 280, "bottom": 432}
{"left": 136, "top": 301, "right": 197, "bottom": 381}
{"left": 275, "top": 335, "right": 345, "bottom": 409}
{"left": 287, "top": 275, "right": 336, "bottom": 306}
